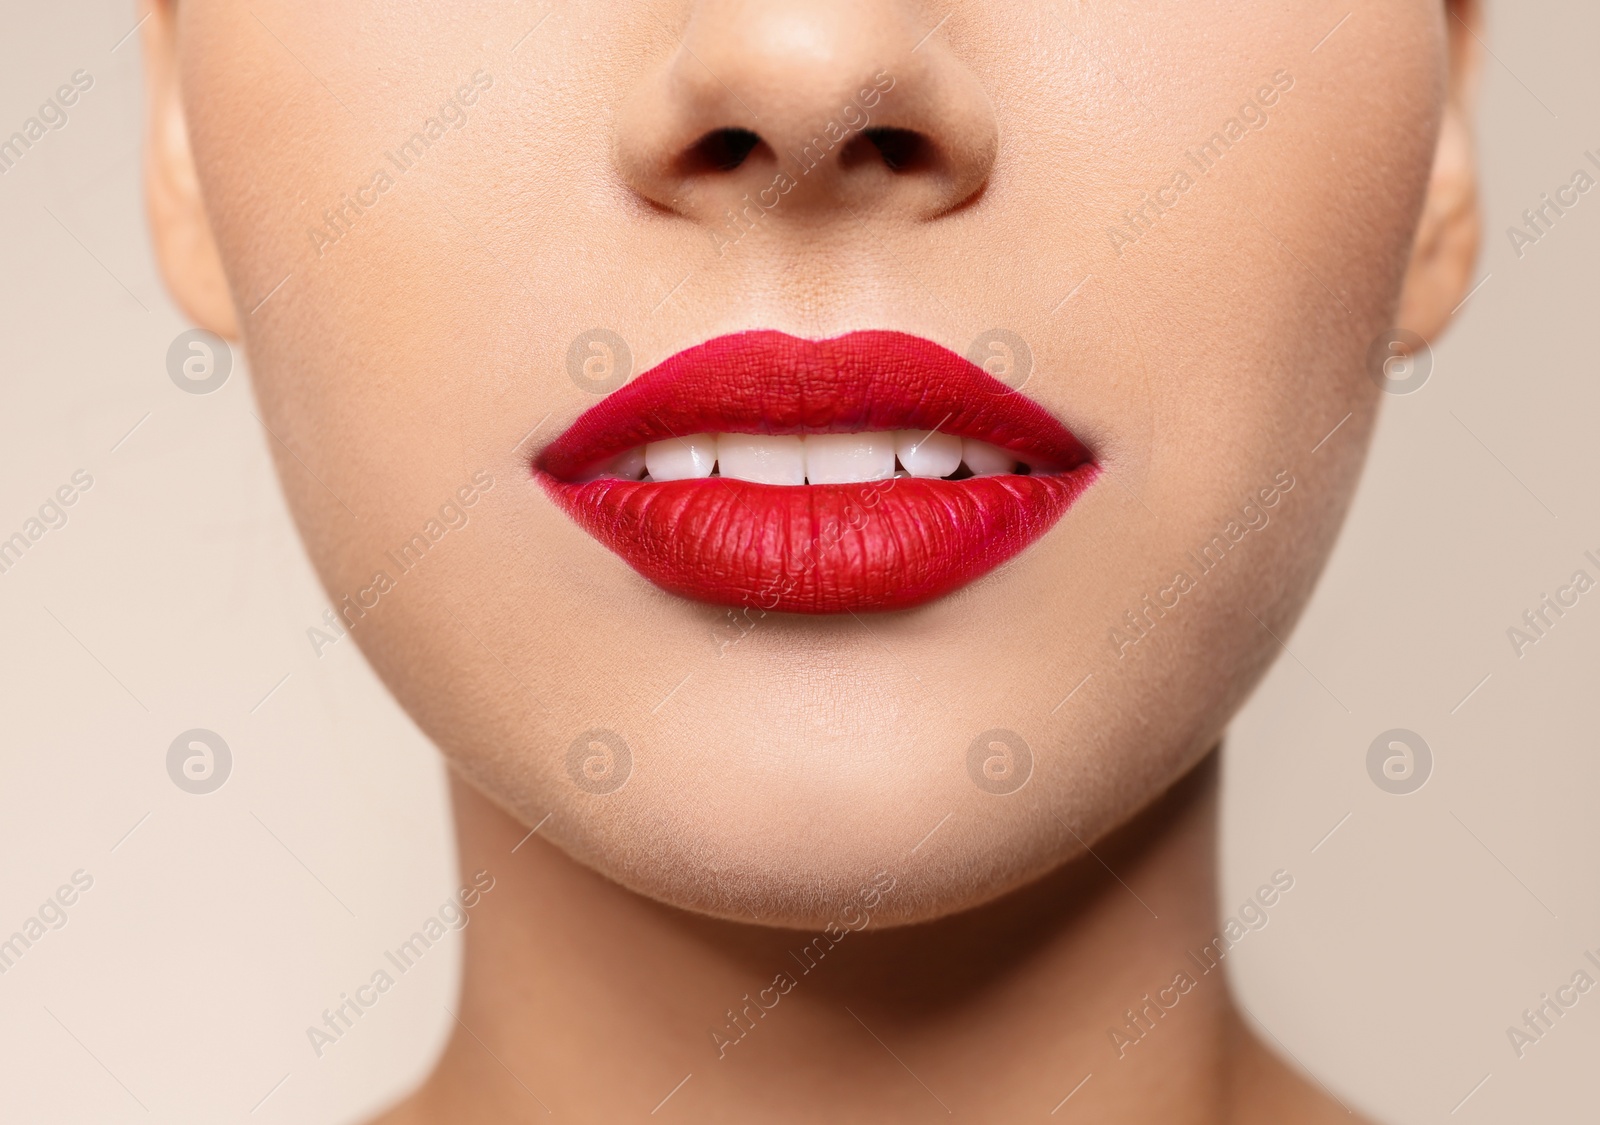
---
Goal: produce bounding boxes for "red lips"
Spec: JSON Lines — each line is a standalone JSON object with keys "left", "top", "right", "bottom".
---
{"left": 535, "top": 330, "right": 1097, "bottom": 614}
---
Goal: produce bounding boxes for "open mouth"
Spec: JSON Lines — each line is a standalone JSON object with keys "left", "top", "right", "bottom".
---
{"left": 536, "top": 330, "right": 1098, "bottom": 614}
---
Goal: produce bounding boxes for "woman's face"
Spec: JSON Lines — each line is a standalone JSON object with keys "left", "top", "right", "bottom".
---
{"left": 148, "top": 0, "right": 1470, "bottom": 925}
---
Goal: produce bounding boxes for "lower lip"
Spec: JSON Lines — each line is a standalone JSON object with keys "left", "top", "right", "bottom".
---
{"left": 541, "top": 468, "right": 1098, "bottom": 615}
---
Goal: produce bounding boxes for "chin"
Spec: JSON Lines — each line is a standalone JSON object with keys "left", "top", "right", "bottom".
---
{"left": 443, "top": 696, "right": 1199, "bottom": 930}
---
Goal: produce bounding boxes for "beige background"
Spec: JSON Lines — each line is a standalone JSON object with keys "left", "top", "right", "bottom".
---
{"left": 1, "top": 2, "right": 1595, "bottom": 1121}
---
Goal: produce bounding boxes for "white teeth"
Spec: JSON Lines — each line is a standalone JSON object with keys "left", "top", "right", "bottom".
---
{"left": 894, "top": 430, "right": 963, "bottom": 479}
{"left": 804, "top": 432, "right": 896, "bottom": 484}
{"left": 961, "top": 438, "right": 1018, "bottom": 477}
{"left": 717, "top": 434, "right": 807, "bottom": 485}
{"left": 605, "top": 446, "right": 647, "bottom": 481}
{"left": 644, "top": 433, "right": 717, "bottom": 481}
{"left": 584, "top": 431, "right": 1037, "bottom": 484}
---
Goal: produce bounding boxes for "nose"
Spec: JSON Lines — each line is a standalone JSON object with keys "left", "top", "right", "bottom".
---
{"left": 614, "top": 0, "right": 998, "bottom": 226}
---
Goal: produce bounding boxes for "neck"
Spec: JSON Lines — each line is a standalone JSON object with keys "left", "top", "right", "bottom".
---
{"left": 384, "top": 755, "right": 1353, "bottom": 1124}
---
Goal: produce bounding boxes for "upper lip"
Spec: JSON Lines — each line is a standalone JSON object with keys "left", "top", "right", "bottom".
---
{"left": 536, "top": 330, "right": 1092, "bottom": 479}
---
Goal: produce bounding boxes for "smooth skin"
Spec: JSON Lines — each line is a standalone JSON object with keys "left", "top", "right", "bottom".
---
{"left": 143, "top": 1, "right": 1480, "bottom": 1120}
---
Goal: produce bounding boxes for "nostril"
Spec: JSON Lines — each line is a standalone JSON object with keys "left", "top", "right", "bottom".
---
{"left": 840, "top": 127, "right": 933, "bottom": 175}
{"left": 865, "top": 128, "right": 927, "bottom": 172}
{"left": 682, "top": 127, "right": 765, "bottom": 173}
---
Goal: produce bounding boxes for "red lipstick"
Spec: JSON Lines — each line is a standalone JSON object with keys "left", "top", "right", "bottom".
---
{"left": 536, "top": 330, "right": 1097, "bottom": 614}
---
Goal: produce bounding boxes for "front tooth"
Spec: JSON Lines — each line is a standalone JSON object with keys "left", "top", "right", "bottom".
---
{"left": 717, "top": 435, "right": 806, "bottom": 485}
{"left": 894, "top": 430, "right": 962, "bottom": 478}
{"left": 606, "top": 446, "right": 647, "bottom": 480}
{"left": 804, "top": 432, "right": 895, "bottom": 484}
{"left": 961, "top": 438, "right": 1017, "bottom": 476}
{"left": 644, "top": 433, "right": 716, "bottom": 481}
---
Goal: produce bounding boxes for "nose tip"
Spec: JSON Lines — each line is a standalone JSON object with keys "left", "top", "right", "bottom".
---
{"left": 614, "top": 1, "right": 998, "bottom": 225}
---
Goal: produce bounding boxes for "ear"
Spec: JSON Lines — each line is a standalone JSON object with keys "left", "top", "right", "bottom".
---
{"left": 141, "top": 0, "right": 239, "bottom": 338}
{"left": 1395, "top": 0, "right": 1483, "bottom": 341}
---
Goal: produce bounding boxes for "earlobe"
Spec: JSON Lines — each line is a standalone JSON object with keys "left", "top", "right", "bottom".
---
{"left": 141, "top": 0, "right": 240, "bottom": 339}
{"left": 1395, "top": 0, "right": 1483, "bottom": 342}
